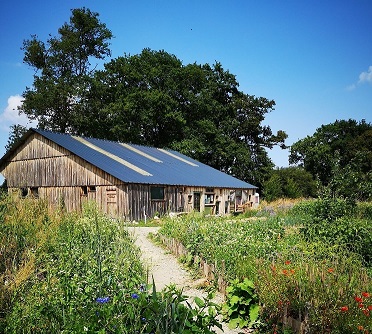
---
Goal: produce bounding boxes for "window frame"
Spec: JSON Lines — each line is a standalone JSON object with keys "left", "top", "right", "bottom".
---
{"left": 150, "top": 186, "right": 165, "bottom": 201}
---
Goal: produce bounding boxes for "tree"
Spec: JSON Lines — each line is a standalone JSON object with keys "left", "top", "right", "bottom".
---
{"left": 5, "top": 124, "right": 28, "bottom": 152}
{"left": 262, "top": 167, "right": 317, "bottom": 201}
{"left": 83, "top": 49, "right": 287, "bottom": 187}
{"left": 19, "top": 8, "right": 113, "bottom": 133}
{"left": 18, "top": 9, "right": 287, "bottom": 189}
{"left": 289, "top": 119, "right": 372, "bottom": 200}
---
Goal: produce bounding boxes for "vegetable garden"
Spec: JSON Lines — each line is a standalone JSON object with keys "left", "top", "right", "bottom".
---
{"left": 159, "top": 198, "right": 372, "bottom": 333}
{"left": 0, "top": 193, "right": 371, "bottom": 333}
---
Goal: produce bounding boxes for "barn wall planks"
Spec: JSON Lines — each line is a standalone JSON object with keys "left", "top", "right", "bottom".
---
{"left": 2, "top": 132, "right": 257, "bottom": 221}
{"left": 2, "top": 133, "right": 119, "bottom": 188}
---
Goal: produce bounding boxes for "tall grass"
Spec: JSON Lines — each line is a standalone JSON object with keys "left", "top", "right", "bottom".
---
{"left": 1, "top": 197, "right": 222, "bottom": 333}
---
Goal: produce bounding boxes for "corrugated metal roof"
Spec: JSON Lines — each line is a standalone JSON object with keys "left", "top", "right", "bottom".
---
{"left": 5, "top": 129, "right": 257, "bottom": 189}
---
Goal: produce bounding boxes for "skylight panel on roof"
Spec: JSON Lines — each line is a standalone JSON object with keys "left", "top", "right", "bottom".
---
{"left": 72, "top": 136, "right": 152, "bottom": 176}
{"left": 157, "top": 148, "right": 198, "bottom": 167}
{"left": 119, "top": 143, "right": 162, "bottom": 163}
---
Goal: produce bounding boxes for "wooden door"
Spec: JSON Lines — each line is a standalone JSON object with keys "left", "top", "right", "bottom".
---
{"left": 106, "top": 187, "right": 117, "bottom": 217}
{"left": 193, "top": 192, "right": 201, "bottom": 212}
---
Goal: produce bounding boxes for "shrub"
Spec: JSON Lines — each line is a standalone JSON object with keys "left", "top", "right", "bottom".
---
{"left": 292, "top": 198, "right": 372, "bottom": 265}
{"left": 222, "top": 278, "right": 260, "bottom": 329}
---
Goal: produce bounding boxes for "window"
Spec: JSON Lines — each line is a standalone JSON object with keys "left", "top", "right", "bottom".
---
{"left": 204, "top": 193, "right": 214, "bottom": 204}
{"left": 151, "top": 186, "right": 165, "bottom": 200}
{"left": 30, "top": 187, "right": 39, "bottom": 198}
{"left": 204, "top": 188, "right": 215, "bottom": 205}
{"left": 89, "top": 186, "right": 96, "bottom": 192}
{"left": 81, "top": 186, "right": 88, "bottom": 196}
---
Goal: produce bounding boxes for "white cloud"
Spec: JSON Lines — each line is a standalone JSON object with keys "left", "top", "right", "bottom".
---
{"left": 358, "top": 65, "right": 372, "bottom": 84}
{"left": 346, "top": 84, "right": 356, "bottom": 91}
{"left": 0, "top": 95, "right": 37, "bottom": 132}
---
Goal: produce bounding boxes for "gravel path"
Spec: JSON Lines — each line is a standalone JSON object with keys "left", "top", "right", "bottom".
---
{"left": 127, "top": 226, "right": 251, "bottom": 334}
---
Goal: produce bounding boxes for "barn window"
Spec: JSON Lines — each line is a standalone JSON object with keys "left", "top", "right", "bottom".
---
{"left": 30, "top": 187, "right": 39, "bottom": 198}
{"left": 151, "top": 186, "right": 165, "bottom": 200}
{"left": 81, "top": 186, "right": 88, "bottom": 196}
{"left": 89, "top": 186, "right": 96, "bottom": 192}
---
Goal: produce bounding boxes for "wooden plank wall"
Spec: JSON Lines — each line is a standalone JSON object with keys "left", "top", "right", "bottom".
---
{"left": 2, "top": 132, "right": 257, "bottom": 221}
{"left": 2, "top": 133, "right": 119, "bottom": 188}
{"left": 126, "top": 184, "right": 181, "bottom": 221}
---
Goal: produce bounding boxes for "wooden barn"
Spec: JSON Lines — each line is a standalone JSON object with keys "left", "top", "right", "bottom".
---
{"left": 0, "top": 129, "right": 258, "bottom": 221}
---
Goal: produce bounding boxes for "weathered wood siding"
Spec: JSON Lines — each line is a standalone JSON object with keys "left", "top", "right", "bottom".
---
{"left": 1, "top": 132, "right": 257, "bottom": 221}
{"left": 126, "top": 184, "right": 181, "bottom": 220}
{"left": 1, "top": 133, "right": 120, "bottom": 188}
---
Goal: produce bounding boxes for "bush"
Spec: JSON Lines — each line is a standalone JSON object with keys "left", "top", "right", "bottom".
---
{"left": 292, "top": 198, "right": 372, "bottom": 265}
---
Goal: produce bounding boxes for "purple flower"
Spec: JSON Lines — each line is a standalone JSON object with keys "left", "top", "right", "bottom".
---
{"left": 96, "top": 296, "right": 110, "bottom": 304}
{"left": 131, "top": 293, "right": 139, "bottom": 299}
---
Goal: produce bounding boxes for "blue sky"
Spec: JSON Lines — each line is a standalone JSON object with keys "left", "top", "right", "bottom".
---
{"left": 1, "top": 0, "right": 371, "bottom": 184}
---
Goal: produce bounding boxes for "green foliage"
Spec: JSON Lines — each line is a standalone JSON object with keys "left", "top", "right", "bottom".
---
{"left": 160, "top": 214, "right": 286, "bottom": 281}
{"left": 356, "top": 201, "right": 372, "bottom": 219}
{"left": 263, "top": 167, "right": 317, "bottom": 202}
{"left": 159, "top": 202, "right": 372, "bottom": 333}
{"left": 20, "top": 7, "right": 113, "bottom": 132}
{"left": 85, "top": 49, "right": 287, "bottom": 187}
{"left": 18, "top": 8, "right": 288, "bottom": 188}
{"left": 5, "top": 124, "right": 28, "bottom": 152}
{"left": 0, "top": 198, "right": 223, "bottom": 333}
{"left": 222, "top": 278, "right": 260, "bottom": 329}
{"left": 292, "top": 198, "right": 372, "bottom": 265}
{"left": 256, "top": 248, "right": 371, "bottom": 334}
{"left": 289, "top": 119, "right": 372, "bottom": 201}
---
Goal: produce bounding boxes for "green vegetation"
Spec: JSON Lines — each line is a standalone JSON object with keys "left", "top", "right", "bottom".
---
{"left": 290, "top": 119, "right": 372, "bottom": 201}
{"left": 222, "top": 278, "right": 260, "bottom": 330}
{"left": 0, "top": 197, "right": 221, "bottom": 333}
{"left": 12, "top": 8, "right": 287, "bottom": 189}
{"left": 262, "top": 167, "right": 317, "bottom": 202}
{"left": 159, "top": 198, "right": 372, "bottom": 333}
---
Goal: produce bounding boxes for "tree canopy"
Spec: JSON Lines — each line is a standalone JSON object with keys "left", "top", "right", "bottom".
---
{"left": 289, "top": 119, "right": 372, "bottom": 200}
{"left": 20, "top": 7, "right": 113, "bottom": 133}
{"left": 262, "top": 167, "right": 318, "bottom": 202}
{"left": 13, "top": 8, "right": 287, "bottom": 189}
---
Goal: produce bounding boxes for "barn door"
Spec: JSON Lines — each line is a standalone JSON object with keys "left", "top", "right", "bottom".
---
{"left": 106, "top": 186, "right": 117, "bottom": 217}
{"left": 193, "top": 192, "right": 201, "bottom": 212}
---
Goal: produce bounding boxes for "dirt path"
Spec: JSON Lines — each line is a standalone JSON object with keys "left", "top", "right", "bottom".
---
{"left": 127, "top": 226, "right": 251, "bottom": 334}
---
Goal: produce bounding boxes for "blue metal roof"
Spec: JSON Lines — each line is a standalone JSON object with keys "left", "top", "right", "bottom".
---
{"left": 31, "top": 129, "right": 256, "bottom": 189}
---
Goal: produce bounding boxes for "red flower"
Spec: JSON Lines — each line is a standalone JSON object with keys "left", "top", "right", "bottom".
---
{"left": 285, "top": 260, "right": 291, "bottom": 265}
{"left": 327, "top": 268, "right": 334, "bottom": 273}
{"left": 355, "top": 296, "right": 363, "bottom": 303}
{"left": 362, "top": 309, "right": 370, "bottom": 316}
{"left": 282, "top": 269, "right": 288, "bottom": 275}
{"left": 358, "top": 303, "right": 364, "bottom": 309}
{"left": 367, "top": 305, "right": 372, "bottom": 311}
{"left": 358, "top": 325, "right": 364, "bottom": 331}
{"left": 340, "top": 306, "right": 349, "bottom": 312}
{"left": 362, "top": 292, "right": 370, "bottom": 298}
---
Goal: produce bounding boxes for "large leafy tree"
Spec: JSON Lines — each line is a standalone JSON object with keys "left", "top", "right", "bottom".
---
{"left": 262, "top": 167, "right": 318, "bottom": 202}
{"left": 19, "top": 8, "right": 113, "bottom": 133}
{"left": 17, "top": 9, "right": 287, "bottom": 188}
{"left": 289, "top": 119, "right": 372, "bottom": 200}
{"left": 82, "top": 49, "right": 287, "bottom": 187}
